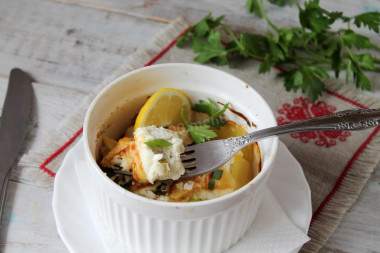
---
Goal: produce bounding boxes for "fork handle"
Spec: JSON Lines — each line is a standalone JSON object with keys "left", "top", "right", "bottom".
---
{"left": 224, "top": 108, "right": 380, "bottom": 154}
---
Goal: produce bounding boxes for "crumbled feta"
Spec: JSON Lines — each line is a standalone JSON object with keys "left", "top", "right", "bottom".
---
{"left": 134, "top": 126, "right": 185, "bottom": 183}
{"left": 183, "top": 181, "right": 194, "bottom": 191}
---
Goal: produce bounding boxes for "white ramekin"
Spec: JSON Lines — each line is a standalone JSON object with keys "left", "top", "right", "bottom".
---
{"left": 81, "top": 63, "right": 278, "bottom": 253}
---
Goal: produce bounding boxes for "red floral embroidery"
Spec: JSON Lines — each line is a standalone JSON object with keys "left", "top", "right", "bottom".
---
{"left": 277, "top": 97, "right": 351, "bottom": 147}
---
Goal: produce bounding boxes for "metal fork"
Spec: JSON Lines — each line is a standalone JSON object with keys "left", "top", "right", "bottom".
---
{"left": 180, "top": 108, "right": 380, "bottom": 179}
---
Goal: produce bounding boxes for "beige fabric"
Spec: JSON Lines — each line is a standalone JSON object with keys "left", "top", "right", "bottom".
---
{"left": 18, "top": 17, "right": 380, "bottom": 252}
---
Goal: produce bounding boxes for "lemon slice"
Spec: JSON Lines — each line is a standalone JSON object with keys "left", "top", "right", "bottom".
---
{"left": 134, "top": 88, "right": 193, "bottom": 129}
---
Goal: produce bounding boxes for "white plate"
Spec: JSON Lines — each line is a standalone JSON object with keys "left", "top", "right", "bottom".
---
{"left": 53, "top": 139, "right": 311, "bottom": 253}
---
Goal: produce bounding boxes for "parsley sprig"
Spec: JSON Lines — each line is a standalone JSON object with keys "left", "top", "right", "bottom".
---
{"left": 181, "top": 100, "right": 229, "bottom": 144}
{"left": 177, "top": 0, "right": 380, "bottom": 102}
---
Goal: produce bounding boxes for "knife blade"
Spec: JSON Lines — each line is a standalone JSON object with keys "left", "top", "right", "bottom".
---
{"left": 0, "top": 68, "right": 33, "bottom": 225}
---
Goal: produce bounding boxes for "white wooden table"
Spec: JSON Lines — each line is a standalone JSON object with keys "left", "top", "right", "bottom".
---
{"left": 0, "top": 0, "right": 379, "bottom": 252}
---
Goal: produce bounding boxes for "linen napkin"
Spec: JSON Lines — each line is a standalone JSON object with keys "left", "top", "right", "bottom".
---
{"left": 228, "top": 190, "right": 309, "bottom": 253}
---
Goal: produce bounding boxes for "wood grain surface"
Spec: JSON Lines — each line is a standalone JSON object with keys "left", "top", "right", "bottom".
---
{"left": 0, "top": 0, "right": 379, "bottom": 252}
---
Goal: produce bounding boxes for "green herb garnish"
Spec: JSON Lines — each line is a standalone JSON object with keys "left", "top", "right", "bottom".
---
{"left": 192, "top": 99, "right": 229, "bottom": 129}
{"left": 211, "top": 169, "right": 224, "bottom": 180}
{"left": 208, "top": 179, "right": 216, "bottom": 190}
{"left": 177, "top": 0, "right": 380, "bottom": 102}
{"left": 181, "top": 101, "right": 229, "bottom": 144}
{"left": 203, "top": 101, "right": 229, "bottom": 130}
{"left": 144, "top": 139, "right": 173, "bottom": 148}
{"left": 192, "top": 99, "right": 219, "bottom": 116}
{"left": 181, "top": 108, "right": 218, "bottom": 144}
{"left": 206, "top": 117, "right": 227, "bottom": 130}
{"left": 208, "top": 169, "right": 224, "bottom": 189}
{"left": 204, "top": 102, "right": 229, "bottom": 121}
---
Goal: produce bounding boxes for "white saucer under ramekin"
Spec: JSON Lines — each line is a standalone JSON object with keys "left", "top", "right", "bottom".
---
{"left": 80, "top": 63, "right": 280, "bottom": 253}
{"left": 53, "top": 139, "right": 311, "bottom": 253}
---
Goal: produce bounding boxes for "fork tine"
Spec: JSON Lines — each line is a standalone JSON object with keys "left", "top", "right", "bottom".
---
{"left": 183, "top": 145, "right": 196, "bottom": 152}
{"left": 182, "top": 159, "right": 197, "bottom": 168}
{"left": 179, "top": 140, "right": 233, "bottom": 179}
{"left": 180, "top": 153, "right": 196, "bottom": 161}
{"left": 181, "top": 145, "right": 196, "bottom": 161}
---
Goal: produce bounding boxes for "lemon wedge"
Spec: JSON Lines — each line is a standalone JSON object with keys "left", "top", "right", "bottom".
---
{"left": 134, "top": 88, "right": 193, "bottom": 129}
{"left": 213, "top": 121, "right": 261, "bottom": 189}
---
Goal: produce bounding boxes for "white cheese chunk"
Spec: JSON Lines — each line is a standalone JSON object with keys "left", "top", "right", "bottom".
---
{"left": 134, "top": 126, "right": 185, "bottom": 183}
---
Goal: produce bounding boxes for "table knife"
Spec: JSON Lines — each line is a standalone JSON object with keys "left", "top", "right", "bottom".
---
{"left": 0, "top": 68, "right": 33, "bottom": 226}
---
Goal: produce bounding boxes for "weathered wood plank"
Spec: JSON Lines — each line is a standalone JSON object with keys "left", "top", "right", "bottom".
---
{"left": 0, "top": 0, "right": 167, "bottom": 92}
{"left": 0, "top": 181, "right": 66, "bottom": 252}
{"left": 57, "top": 0, "right": 380, "bottom": 38}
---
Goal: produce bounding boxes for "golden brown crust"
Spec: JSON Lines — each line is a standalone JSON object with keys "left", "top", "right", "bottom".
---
{"left": 100, "top": 137, "right": 148, "bottom": 182}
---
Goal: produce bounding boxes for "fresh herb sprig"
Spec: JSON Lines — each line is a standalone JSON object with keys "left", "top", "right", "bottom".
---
{"left": 144, "top": 139, "right": 173, "bottom": 148}
{"left": 181, "top": 101, "right": 229, "bottom": 144}
{"left": 192, "top": 99, "right": 228, "bottom": 129}
{"left": 181, "top": 108, "right": 217, "bottom": 144}
{"left": 177, "top": 0, "right": 380, "bottom": 102}
{"left": 192, "top": 99, "right": 220, "bottom": 116}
